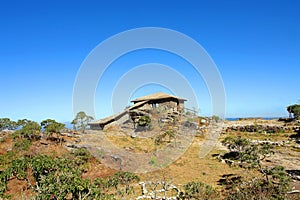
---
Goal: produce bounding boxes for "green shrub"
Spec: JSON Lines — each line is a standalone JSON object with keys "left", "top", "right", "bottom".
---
{"left": 14, "top": 121, "right": 41, "bottom": 141}
{"left": 0, "top": 146, "right": 139, "bottom": 200}
{"left": 149, "top": 156, "right": 157, "bottom": 166}
{"left": 180, "top": 181, "right": 220, "bottom": 199}
{"left": 73, "top": 147, "right": 92, "bottom": 165}
{"left": 0, "top": 168, "right": 12, "bottom": 197}
{"left": 13, "top": 138, "right": 32, "bottom": 152}
{"left": 224, "top": 177, "right": 289, "bottom": 200}
{"left": 138, "top": 116, "right": 151, "bottom": 126}
{"left": 11, "top": 156, "right": 30, "bottom": 180}
{"left": 222, "top": 166, "right": 291, "bottom": 200}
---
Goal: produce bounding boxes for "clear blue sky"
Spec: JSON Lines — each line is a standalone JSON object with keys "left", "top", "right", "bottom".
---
{"left": 0, "top": 0, "right": 299, "bottom": 122}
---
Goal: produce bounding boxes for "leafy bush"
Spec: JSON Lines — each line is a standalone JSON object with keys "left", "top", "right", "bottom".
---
{"left": 11, "top": 156, "right": 30, "bottom": 179}
{"left": 0, "top": 168, "right": 12, "bottom": 197}
{"left": 221, "top": 136, "right": 292, "bottom": 199}
{"left": 287, "top": 104, "right": 300, "bottom": 119}
{"left": 149, "top": 156, "right": 157, "bottom": 166}
{"left": 41, "top": 119, "right": 65, "bottom": 138}
{"left": 138, "top": 116, "right": 151, "bottom": 127}
{"left": 224, "top": 175, "right": 290, "bottom": 200}
{"left": 14, "top": 121, "right": 41, "bottom": 141}
{"left": 73, "top": 147, "right": 92, "bottom": 165}
{"left": 0, "top": 118, "right": 18, "bottom": 131}
{"left": 0, "top": 151, "right": 139, "bottom": 199}
{"left": 113, "top": 171, "right": 140, "bottom": 194}
{"left": 13, "top": 138, "right": 32, "bottom": 152}
{"left": 211, "top": 115, "right": 221, "bottom": 122}
{"left": 154, "top": 130, "right": 176, "bottom": 146}
{"left": 180, "top": 181, "right": 220, "bottom": 199}
{"left": 221, "top": 136, "right": 274, "bottom": 170}
{"left": 94, "top": 172, "right": 140, "bottom": 196}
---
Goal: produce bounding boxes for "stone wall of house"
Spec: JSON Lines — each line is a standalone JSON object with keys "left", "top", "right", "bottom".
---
{"left": 178, "top": 99, "right": 185, "bottom": 111}
{"left": 138, "top": 103, "right": 152, "bottom": 111}
{"left": 159, "top": 101, "right": 178, "bottom": 110}
{"left": 105, "top": 111, "right": 130, "bottom": 129}
{"left": 90, "top": 123, "right": 103, "bottom": 130}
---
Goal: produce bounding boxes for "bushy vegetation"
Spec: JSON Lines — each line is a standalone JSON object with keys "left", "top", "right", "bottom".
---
{"left": 73, "top": 147, "right": 92, "bottom": 166}
{"left": 0, "top": 118, "right": 38, "bottom": 131}
{"left": 12, "top": 138, "right": 32, "bottom": 152}
{"left": 0, "top": 118, "right": 15, "bottom": 131}
{"left": 154, "top": 130, "right": 176, "bottom": 146}
{"left": 180, "top": 181, "right": 220, "bottom": 199}
{"left": 223, "top": 167, "right": 291, "bottom": 200}
{"left": 13, "top": 121, "right": 41, "bottom": 141}
{"left": 287, "top": 104, "right": 300, "bottom": 119}
{"left": 138, "top": 115, "right": 151, "bottom": 127}
{"left": 0, "top": 115, "right": 140, "bottom": 199}
{"left": 41, "top": 119, "right": 65, "bottom": 137}
{"left": 221, "top": 136, "right": 274, "bottom": 170}
{"left": 0, "top": 149, "right": 139, "bottom": 199}
{"left": 220, "top": 136, "right": 292, "bottom": 199}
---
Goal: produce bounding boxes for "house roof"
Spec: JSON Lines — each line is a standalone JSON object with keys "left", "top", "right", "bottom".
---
{"left": 89, "top": 110, "right": 128, "bottom": 125}
{"left": 89, "top": 100, "right": 149, "bottom": 125}
{"left": 131, "top": 92, "right": 186, "bottom": 103}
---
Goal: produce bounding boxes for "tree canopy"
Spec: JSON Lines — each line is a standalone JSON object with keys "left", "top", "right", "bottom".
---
{"left": 0, "top": 118, "right": 13, "bottom": 131}
{"left": 14, "top": 121, "right": 41, "bottom": 141}
{"left": 0, "top": 118, "right": 38, "bottom": 131}
{"left": 41, "top": 119, "right": 65, "bottom": 137}
{"left": 71, "top": 111, "right": 94, "bottom": 132}
{"left": 287, "top": 104, "right": 300, "bottom": 119}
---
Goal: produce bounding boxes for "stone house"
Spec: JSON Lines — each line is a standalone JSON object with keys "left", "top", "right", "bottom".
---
{"left": 89, "top": 92, "right": 186, "bottom": 130}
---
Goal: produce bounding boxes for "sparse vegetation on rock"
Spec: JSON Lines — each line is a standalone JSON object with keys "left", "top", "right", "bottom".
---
{"left": 220, "top": 136, "right": 293, "bottom": 199}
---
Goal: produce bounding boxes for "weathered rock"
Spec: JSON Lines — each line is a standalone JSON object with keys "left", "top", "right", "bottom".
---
{"left": 65, "top": 143, "right": 78, "bottom": 149}
{"left": 40, "top": 141, "right": 49, "bottom": 145}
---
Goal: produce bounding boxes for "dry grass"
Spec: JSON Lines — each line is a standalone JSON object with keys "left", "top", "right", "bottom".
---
{"left": 138, "top": 137, "right": 249, "bottom": 188}
{"left": 82, "top": 157, "right": 117, "bottom": 180}
{"left": 106, "top": 135, "right": 156, "bottom": 153}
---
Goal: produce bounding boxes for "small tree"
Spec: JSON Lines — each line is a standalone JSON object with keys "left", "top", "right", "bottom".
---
{"left": 180, "top": 181, "right": 219, "bottom": 199}
{"left": 222, "top": 136, "right": 274, "bottom": 179}
{"left": 72, "top": 111, "right": 94, "bottom": 133}
{"left": 287, "top": 104, "right": 300, "bottom": 119}
{"left": 71, "top": 119, "right": 77, "bottom": 130}
{"left": 0, "top": 118, "right": 19, "bottom": 131}
{"left": 14, "top": 121, "right": 41, "bottom": 141}
{"left": 0, "top": 118, "right": 12, "bottom": 131}
{"left": 41, "top": 119, "right": 65, "bottom": 142}
{"left": 16, "top": 119, "right": 31, "bottom": 129}
{"left": 211, "top": 115, "right": 221, "bottom": 122}
{"left": 113, "top": 172, "right": 140, "bottom": 194}
{"left": 221, "top": 136, "right": 292, "bottom": 199}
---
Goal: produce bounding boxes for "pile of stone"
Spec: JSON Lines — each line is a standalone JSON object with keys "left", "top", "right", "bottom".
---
{"left": 251, "top": 139, "right": 286, "bottom": 146}
{"left": 136, "top": 181, "right": 181, "bottom": 200}
{"left": 293, "top": 126, "right": 300, "bottom": 133}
